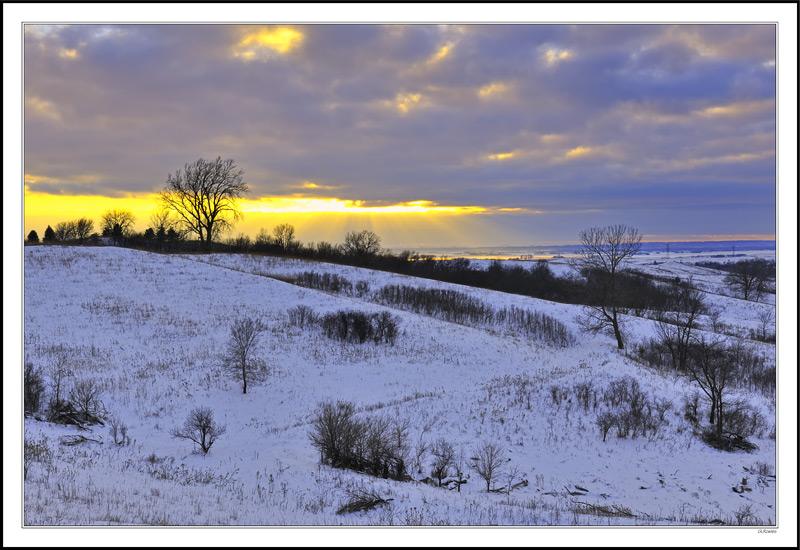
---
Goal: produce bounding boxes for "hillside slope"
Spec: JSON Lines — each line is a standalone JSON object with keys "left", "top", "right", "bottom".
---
{"left": 22, "top": 246, "right": 776, "bottom": 529}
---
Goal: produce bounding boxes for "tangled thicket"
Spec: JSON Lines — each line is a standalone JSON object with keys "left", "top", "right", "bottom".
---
{"left": 309, "top": 400, "right": 409, "bottom": 480}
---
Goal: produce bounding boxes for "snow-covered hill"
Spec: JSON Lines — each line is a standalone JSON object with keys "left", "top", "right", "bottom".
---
{"left": 20, "top": 246, "right": 779, "bottom": 540}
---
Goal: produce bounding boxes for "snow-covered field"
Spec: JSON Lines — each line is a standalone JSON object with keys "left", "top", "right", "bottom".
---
{"left": 13, "top": 245, "right": 793, "bottom": 545}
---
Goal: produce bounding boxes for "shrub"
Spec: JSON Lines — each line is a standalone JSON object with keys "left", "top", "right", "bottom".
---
{"left": 320, "top": 309, "right": 399, "bottom": 345}
{"left": 596, "top": 377, "right": 670, "bottom": 441}
{"left": 355, "top": 280, "right": 371, "bottom": 298}
{"left": 375, "top": 284, "right": 574, "bottom": 347}
{"left": 287, "top": 305, "right": 318, "bottom": 328}
{"left": 108, "top": 416, "right": 131, "bottom": 446}
{"left": 24, "top": 362, "right": 46, "bottom": 415}
{"left": 68, "top": 378, "right": 103, "bottom": 422}
{"left": 24, "top": 437, "right": 52, "bottom": 480}
{"left": 309, "top": 400, "right": 408, "bottom": 480}
{"left": 309, "top": 400, "right": 363, "bottom": 469}
{"left": 372, "top": 311, "right": 399, "bottom": 345}
{"left": 171, "top": 406, "right": 226, "bottom": 454}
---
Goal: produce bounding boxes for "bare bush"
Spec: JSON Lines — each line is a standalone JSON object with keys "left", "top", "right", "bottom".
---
{"left": 320, "top": 309, "right": 399, "bottom": 345}
{"left": 24, "top": 437, "right": 52, "bottom": 480}
{"left": 171, "top": 406, "right": 226, "bottom": 454}
{"left": 309, "top": 401, "right": 408, "bottom": 480}
{"left": 68, "top": 378, "right": 103, "bottom": 423}
{"left": 309, "top": 400, "right": 364, "bottom": 469}
{"left": 376, "top": 284, "right": 573, "bottom": 346}
{"left": 287, "top": 305, "right": 318, "bottom": 329}
{"left": 294, "top": 271, "right": 354, "bottom": 294}
{"left": 108, "top": 416, "right": 131, "bottom": 446}
{"left": 24, "top": 362, "right": 46, "bottom": 415}
{"left": 595, "top": 377, "right": 670, "bottom": 441}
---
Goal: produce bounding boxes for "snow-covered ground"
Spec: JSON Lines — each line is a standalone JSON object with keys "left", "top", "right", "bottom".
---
{"left": 14, "top": 245, "right": 791, "bottom": 545}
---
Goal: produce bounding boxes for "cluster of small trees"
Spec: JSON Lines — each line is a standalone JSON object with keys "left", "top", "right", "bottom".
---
{"left": 375, "top": 284, "right": 575, "bottom": 347}
{"left": 592, "top": 377, "right": 673, "bottom": 442}
{"left": 635, "top": 324, "right": 773, "bottom": 451}
{"left": 27, "top": 218, "right": 95, "bottom": 245}
{"left": 309, "top": 400, "right": 519, "bottom": 493}
{"left": 697, "top": 259, "right": 776, "bottom": 302}
{"left": 24, "top": 358, "right": 105, "bottom": 428}
{"left": 309, "top": 400, "right": 409, "bottom": 480}
{"left": 286, "top": 306, "right": 400, "bottom": 345}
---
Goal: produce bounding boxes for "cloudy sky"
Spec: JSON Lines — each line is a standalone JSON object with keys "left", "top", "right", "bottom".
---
{"left": 21, "top": 17, "right": 780, "bottom": 248}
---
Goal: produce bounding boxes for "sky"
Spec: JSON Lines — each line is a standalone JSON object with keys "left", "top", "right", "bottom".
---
{"left": 12, "top": 6, "right": 794, "bottom": 249}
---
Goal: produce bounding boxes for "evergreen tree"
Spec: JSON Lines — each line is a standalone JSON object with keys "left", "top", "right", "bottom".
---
{"left": 43, "top": 225, "right": 56, "bottom": 242}
{"left": 27, "top": 230, "right": 40, "bottom": 244}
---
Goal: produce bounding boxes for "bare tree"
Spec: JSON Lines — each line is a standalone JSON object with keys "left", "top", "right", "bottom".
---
{"left": 54, "top": 220, "right": 76, "bottom": 241}
{"left": 101, "top": 209, "right": 136, "bottom": 238}
{"left": 171, "top": 406, "right": 226, "bottom": 454}
{"left": 572, "top": 224, "right": 642, "bottom": 349}
{"left": 74, "top": 217, "right": 94, "bottom": 244}
{"left": 254, "top": 227, "right": 272, "bottom": 248}
{"left": 159, "top": 157, "right": 248, "bottom": 250}
{"left": 47, "top": 353, "right": 72, "bottom": 411}
{"left": 149, "top": 208, "right": 185, "bottom": 240}
{"left": 654, "top": 282, "right": 707, "bottom": 371}
{"left": 430, "top": 438, "right": 455, "bottom": 487}
{"left": 469, "top": 441, "right": 506, "bottom": 492}
{"left": 223, "top": 317, "right": 266, "bottom": 394}
{"left": 341, "top": 229, "right": 381, "bottom": 258}
{"left": 684, "top": 335, "right": 735, "bottom": 436}
{"left": 272, "top": 223, "right": 296, "bottom": 251}
{"left": 724, "top": 259, "right": 772, "bottom": 302}
{"left": 757, "top": 309, "right": 775, "bottom": 341}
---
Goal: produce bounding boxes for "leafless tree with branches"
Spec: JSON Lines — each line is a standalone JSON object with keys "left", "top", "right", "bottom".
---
{"left": 571, "top": 224, "right": 642, "bottom": 349}
{"left": 171, "top": 406, "right": 226, "bottom": 454}
{"left": 223, "top": 317, "right": 267, "bottom": 394}
{"left": 159, "top": 157, "right": 248, "bottom": 250}
{"left": 470, "top": 441, "right": 506, "bottom": 492}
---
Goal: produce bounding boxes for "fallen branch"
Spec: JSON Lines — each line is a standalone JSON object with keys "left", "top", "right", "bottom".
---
{"left": 336, "top": 489, "right": 394, "bottom": 515}
{"left": 60, "top": 434, "right": 102, "bottom": 446}
{"left": 570, "top": 500, "right": 636, "bottom": 518}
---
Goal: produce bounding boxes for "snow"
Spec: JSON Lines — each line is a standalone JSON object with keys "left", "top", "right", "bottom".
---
{"left": 14, "top": 245, "right": 790, "bottom": 545}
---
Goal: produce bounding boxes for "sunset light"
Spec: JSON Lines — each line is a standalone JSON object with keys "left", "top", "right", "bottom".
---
{"left": 19, "top": 21, "right": 779, "bottom": 248}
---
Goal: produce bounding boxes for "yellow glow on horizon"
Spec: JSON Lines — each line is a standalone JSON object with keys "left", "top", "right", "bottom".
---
{"left": 234, "top": 27, "right": 304, "bottom": 59}
{"left": 240, "top": 197, "right": 486, "bottom": 215}
{"left": 59, "top": 48, "right": 78, "bottom": 58}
